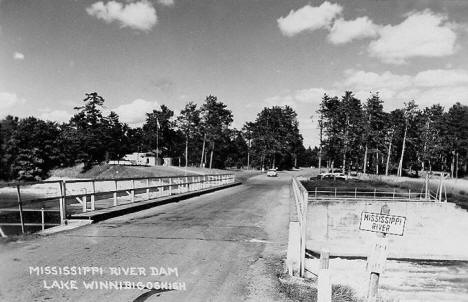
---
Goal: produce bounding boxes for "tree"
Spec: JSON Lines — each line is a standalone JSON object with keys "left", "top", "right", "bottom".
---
{"left": 415, "top": 104, "right": 444, "bottom": 172}
{"left": 176, "top": 102, "right": 201, "bottom": 167}
{"left": 246, "top": 106, "right": 303, "bottom": 170}
{"left": 397, "top": 100, "right": 419, "bottom": 177}
{"left": 0, "top": 115, "right": 19, "bottom": 179}
{"left": 143, "top": 104, "right": 182, "bottom": 162}
{"left": 4, "top": 117, "right": 62, "bottom": 180}
{"left": 199, "top": 95, "right": 233, "bottom": 169}
{"left": 70, "top": 92, "right": 122, "bottom": 170}
{"left": 362, "top": 93, "right": 386, "bottom": 174}
{"left": 318, "top": 92, "right": 363, "bottom": 172}
{"left": 444, "top": 103, "right": 468, "bottom": 177}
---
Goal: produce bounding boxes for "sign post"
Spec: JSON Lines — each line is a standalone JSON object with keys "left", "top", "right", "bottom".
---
{"left": 359, "top": 204, "right": 406, "bottom": 302}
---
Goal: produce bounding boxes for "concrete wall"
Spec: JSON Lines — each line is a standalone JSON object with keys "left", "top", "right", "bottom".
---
{"left": 306, "top": 200, "right": 468, "bottom": 260}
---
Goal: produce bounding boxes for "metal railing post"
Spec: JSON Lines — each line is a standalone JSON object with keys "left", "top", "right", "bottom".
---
{"left": 146, "top": 178, "right": 150, "bottom": 200}
{"left": 408, "top": 189, "right": 411, "bottom": 201}
{"left": 131, "top": 179, "right": 135, "bottom": 202}
{"left": 113, "top": 180, "right": 118, "bottom": 206}
{"left": 300, "top": 190, "right": 308, "bottom": 277}
{"left": 169, "top": 178, "right": 172, "bottom": 195}
{"left": 82, "top": 189, "right": 87, "bottom": 212}
{"left": 91, "top": 180, "right": 96, "bottom": 210}
{"left": 41, "top": 207, "right": 45, "bottom": 231}
{"left": 59, "top": 181, "right": 67, "bottom": 225}
{"left": 16, "top": 185, "right": 25, "bottom": 234}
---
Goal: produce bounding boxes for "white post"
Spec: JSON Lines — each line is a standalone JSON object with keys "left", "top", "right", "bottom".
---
{"left": 91, "top": 181, "right": 96, "bottom": 210}
{"left": 300, "top": 191, "right": 308, "bottom": 277}
{"left": 146, "top": 178, "right": 150, "bottom": 200}
{"left": 367, "top": 204, "right": 390, "bottom": 301}
{"left": 317, "top": 249, "right": 332, "bottom": 302}
{"left": 41, "top": 207, "right": 45, "bottom": 231}
{"left": 113, "top": 180, "right": 118, "bottom": 206}
{"left": 169, "top": 178, "right": 172, "bottom": 195}
{"left": 131, "top": 180, "right": 135, "bottom": 202}
{"left": 59, "top": 182, "right": 67, "bottom": 225}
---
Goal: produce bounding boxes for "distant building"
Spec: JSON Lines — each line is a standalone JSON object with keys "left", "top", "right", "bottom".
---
{"left": 108, "top": 152, "right": 157, "bottom": 166}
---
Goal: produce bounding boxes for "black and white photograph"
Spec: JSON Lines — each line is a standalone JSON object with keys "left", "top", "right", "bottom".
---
{"left": 1, "top": 0, "right": 468, "bottom": 301}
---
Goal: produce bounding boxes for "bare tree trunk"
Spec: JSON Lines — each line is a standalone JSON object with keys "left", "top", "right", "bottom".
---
{"left": 451, "top": 150, "right": 455, "bottom": 178}
{"left": 456, "top": 151, "right": 459, "bottom": 179}
{"left": 209, "top": 141, "right": 214, "bottom": 169}
{"left": 342, "top": 152, "right": 346, "bottom": 174}
{"left": 385, "top": 131, "right": 394, "bottom": 176}
{"left": 200, "top": 133, "right": 206, "bottom": 167}
{"left": 376, "top": 151, "right": 379, "bottom": 175}
{"left": 363, "top": 144, "right": 368, "bottom": 174}
{"left": 185, "top": 137, "right": 189, "bottom": 168}
{"left": 318, "top": 149, "right": 322, "bottom": 173}
{"left": 397, "top": 124, "right": 408, "bottom": 177}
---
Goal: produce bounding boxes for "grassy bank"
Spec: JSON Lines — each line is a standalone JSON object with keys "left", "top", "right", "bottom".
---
{"left": 361, "top": 174, "right": 468, "bottom": 209}
{"left": 277, "top": 271, "right": 362, "bottom": 302}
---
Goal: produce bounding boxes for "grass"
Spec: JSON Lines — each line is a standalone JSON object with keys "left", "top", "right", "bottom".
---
{"left": 49, "top": 163, "right": 255, "bottom": 180}
{"left": 277, "top": 271, "right": 362, "bottom": 302}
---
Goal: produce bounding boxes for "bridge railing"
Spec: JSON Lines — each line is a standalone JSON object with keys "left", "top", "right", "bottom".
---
{"left": 288, "top": 177, "right": 308, "bottom": 277}
{"left": 0, "top": 173, "right": 235, "bottom": 236}
{"left": 307, "top": 187, "right": 436, "bottom": 202}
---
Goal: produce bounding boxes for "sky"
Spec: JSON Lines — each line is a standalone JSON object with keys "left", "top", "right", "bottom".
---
{"left": 1, "top": 0, "right": 468, "bottom": 148}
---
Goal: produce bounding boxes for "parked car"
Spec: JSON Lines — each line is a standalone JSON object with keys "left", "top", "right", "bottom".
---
{"left": 266, "top": 169, "right": 278, "bottom": 177}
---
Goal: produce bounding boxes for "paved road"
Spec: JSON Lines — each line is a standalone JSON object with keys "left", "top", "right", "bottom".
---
{"left": 0, "top": 174, "right": 292, "bottom": 302}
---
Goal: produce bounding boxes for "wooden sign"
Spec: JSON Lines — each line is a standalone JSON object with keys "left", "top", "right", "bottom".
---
{"left": 359, "top": 212, "right": 406, "bottom": 236}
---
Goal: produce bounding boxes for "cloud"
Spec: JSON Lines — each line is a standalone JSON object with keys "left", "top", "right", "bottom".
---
{"left": 113, "top": 98, "right": 159, "bottom": 125}
{"left": 86, "top": 0, "right": 157, "bottom": 32}
{"left": 39, "top": 110, "right": 72, "bottom": 123}
{"left": 340, "top": 68, "right": 468, "bottom": 109}
{"left": 278, "top": 5, "right": 460, "bottom": 64}
{"left": 368, "top": 10, "right": 457, "bottom": 64}
{"left": 294, "top": 88, "right": 340, "bottom": 103}
{"left": 264, "top": 95, "right": 295, "bottom": 107}
{"left": 277, "top": 2, "right": 342, "bottom": 37}
{"left": 342, "top": 69, "right": 412, "bottom": 91}
{"left": 13, "top": 52, "right": 25, "bottom": 60}
{"left": 328, "top": 16, "right": 380, "bottom": 44}
{"left": 0, "top": 92, "right": 25, "bottom": 111}
{"left": 157, "top": 0, "right": 174, "bottom": 7}
{"left": 413, "top": 69, "right": 468, "bottom": 87}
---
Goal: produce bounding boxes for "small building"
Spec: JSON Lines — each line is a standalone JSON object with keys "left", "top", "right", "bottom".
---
{"left": 109, "top": 152, "right": 157, "bottom": 166}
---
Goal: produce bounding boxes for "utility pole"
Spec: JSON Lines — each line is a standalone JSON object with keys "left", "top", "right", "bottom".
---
{"left": 156, "top": 117, "right": 159, "bottom": 165}
{"left": 318, "top": 118, "right": 323, "bottom": 173}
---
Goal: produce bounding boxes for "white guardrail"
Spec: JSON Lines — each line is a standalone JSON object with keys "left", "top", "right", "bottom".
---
{"left": 287, "top": 177, "right": 309, "bottom": 277}
{"left": 0, "top": 174, "right": 235, "bottom": 235}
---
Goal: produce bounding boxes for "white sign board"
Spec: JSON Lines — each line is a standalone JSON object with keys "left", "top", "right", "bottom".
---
{"left": 359, "top": 212, "right": 406, "bottom": 236}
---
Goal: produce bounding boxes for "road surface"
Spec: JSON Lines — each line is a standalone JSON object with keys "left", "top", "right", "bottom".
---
{"left": 0, "top": 174, "right": 292, "bottom": 302}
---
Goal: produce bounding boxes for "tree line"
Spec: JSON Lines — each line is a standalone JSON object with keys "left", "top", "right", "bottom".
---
{"left": 317, "top": 92, "right": 468, "bottom": 178}
{"left": 0, "top": 92, "right": 310, "bottom": 181}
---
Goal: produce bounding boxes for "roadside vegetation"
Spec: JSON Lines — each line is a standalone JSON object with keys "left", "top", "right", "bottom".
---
{"left": 277, "top": 271, "right": 362, "bottom": 302}
{"left": 317, "top": 92, "right": 468, "bottom": 179}
{"left": 0, "top": 92, "right": 312, "bottom": 182}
